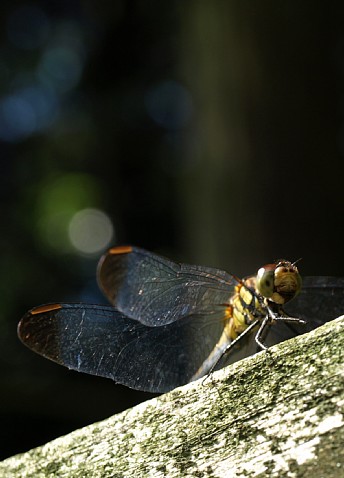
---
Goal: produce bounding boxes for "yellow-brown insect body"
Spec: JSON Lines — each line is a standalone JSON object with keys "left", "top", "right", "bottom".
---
{"left": 200, "top": 260, "right": 302, "bottom": 378}
{"left": 222, "top": 261, "right": 302, "bottom": 346}
{"left": 226, "top": 278, "right": 263, "bottom": 340}
{"left": 191, "top": 277, "right": 265, "bottom": 380}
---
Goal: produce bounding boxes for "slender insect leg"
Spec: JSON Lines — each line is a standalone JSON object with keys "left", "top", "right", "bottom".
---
{"left": 255, "top": 308, "right": 306, "bottom": 350}
{"left": 274, "top": 316, "right": 307, "bottom": 325}
{"left": 254, "top": 315, "right": 270, "bottom": 350}
{"left": 206, "top": 319, "right": 260, "bottom": 377}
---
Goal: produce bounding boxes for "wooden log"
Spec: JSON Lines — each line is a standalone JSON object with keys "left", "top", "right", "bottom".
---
{"left": 1, "top": 316, "right": 343, "bottom": 478}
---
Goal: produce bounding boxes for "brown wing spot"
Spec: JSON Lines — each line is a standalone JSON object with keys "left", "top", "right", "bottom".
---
{"left": 31, "top": 303, "right": 63, "bottom": 315}
{"left": 108, "top": 245, "right": 133, "bottom": 255}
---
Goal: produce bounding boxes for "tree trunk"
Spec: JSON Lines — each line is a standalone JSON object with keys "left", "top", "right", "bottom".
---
{"left": 1, "top": 316, "right": 343, "bottom": 478}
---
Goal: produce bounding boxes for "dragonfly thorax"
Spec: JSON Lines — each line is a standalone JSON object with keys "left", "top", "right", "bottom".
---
{"left": 229, "top": 278, "right": 265, "bottom": 339}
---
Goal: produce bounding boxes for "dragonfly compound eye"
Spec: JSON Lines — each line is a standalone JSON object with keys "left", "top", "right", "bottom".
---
{"left": 273, "top": 262, "right": 302, "bottom": 304}
{"left": 256, "top": 266, "right": 275, "bottom": 298}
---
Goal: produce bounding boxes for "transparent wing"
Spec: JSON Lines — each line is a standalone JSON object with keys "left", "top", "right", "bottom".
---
{"left": 18, "top": 303, "right": 226, "bottom": 393}
{"left": 285, "top": 276, "right": 344, "bottom": 327}
{"left": 97, "top": 246, "right": 235, "bottom": 326}
{"left": 18, "top": 277, "right": 344, "bottom": 393}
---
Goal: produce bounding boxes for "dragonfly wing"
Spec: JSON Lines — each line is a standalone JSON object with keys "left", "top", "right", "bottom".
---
{"left": 284, "top": 276, "right": 344, "bottom": 332}
{"left": 18, "top": 303, "right": 226, "bottom": 393}
{"left": 97, "top": 246, "right": 235, "bottom": 326}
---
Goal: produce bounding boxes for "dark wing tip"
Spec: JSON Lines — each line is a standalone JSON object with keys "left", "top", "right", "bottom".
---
{"left": 17, "top": 304, "right": 62, "bottom": 360}
{"left": 97, "top": 246, "right": 134, "bottom": 303}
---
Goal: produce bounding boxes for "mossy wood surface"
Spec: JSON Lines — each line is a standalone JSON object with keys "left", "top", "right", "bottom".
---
{"left": 1, "top": 316, "right": 343, "bottom": 478}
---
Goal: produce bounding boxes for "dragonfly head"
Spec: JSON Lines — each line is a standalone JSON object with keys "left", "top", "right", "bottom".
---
{"left": 256, "top": 260, "right": 302, "bottom": 305}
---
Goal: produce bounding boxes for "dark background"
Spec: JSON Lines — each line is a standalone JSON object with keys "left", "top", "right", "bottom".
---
{"left": 1, "top": 1, "right": 344, "bottom": 460}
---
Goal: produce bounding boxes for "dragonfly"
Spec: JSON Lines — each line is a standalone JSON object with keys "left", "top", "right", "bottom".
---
{"left": 17, "top": 246, "right": 344, "bottom": 393}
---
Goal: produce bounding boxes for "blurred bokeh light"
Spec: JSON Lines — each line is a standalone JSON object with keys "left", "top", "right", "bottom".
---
{"left": 145, "top": 80, "right": 193, "bottom": 129}
{"left": 1, "top": 6, "right": 85, "bottom": 143}
{"left": 34, "top": 173, "right": 102, "bottom": 253}
{"left": 68, "top": 208, "right": 114, "bottom": 256}
{"left": 6, "top": 5, "right": 50, "bottom": 50}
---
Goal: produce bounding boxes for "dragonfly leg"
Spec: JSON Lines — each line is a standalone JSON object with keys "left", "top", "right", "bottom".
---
{"left": 255, "top": 307, "right": 307, "bottom": 350}
{"left": 205, "top": 319, "right": 260, "bottom": 378}
{"left": 254, "top": 315, "right": 271, "bottom": 350}
{"left": 274, "top": 316, "right": 307, "bottom": 325}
